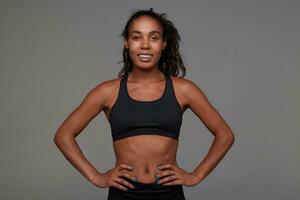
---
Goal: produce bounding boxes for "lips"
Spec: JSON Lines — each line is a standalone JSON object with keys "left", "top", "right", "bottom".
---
{"left": 138, "top": 54, "right": 152, "bottom": 58}
{"left": 138, "top": 53, "right": 153, "bottom": 57}
{"left": 137, "top": 53, "right": 153, "bottom": 61}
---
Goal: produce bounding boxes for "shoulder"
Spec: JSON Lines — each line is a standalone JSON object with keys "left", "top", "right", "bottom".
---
{"left": 170, "top": 75, "right": 199, "bottom": 94}
{"left": 170, "top": 75, "right": 207, "bottom": 105}
{"left": 97, "top": 77, "right": 121, "bottom": 92}
{"left": 81, "top": 77, "right": 121, "bottom": 109}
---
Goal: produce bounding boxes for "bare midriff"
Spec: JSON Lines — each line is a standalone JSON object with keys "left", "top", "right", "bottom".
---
{"left": 112, "top": 134, "right": 178, "bottom": 184}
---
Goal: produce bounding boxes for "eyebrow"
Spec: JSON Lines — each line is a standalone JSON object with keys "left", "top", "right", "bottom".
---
{"left": 130, "top": 30, "right": 161, "bottom": 35}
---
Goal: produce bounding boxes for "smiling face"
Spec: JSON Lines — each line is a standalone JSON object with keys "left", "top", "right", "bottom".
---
{"left": 124, "top": 15, "right": 167, "bottom": 70}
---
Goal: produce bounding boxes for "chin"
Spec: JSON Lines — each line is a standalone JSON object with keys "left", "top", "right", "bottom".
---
{"left": 138, "top": 62, "right": 157, "bottom": 69}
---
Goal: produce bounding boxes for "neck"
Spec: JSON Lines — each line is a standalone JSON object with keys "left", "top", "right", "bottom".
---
{"left": 129, "top": 69, "right": 165, "bottom": 83}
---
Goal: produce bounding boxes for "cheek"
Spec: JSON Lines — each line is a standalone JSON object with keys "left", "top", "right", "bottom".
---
{"left": 128, "top": 44, "right": 140, "bottom": 56}
{"left": 152, "top": 43, "right": 164, "bottom": 54}
{"left": 153, "top": 48, "right": 163, "bottom": 58}
{"left": 128, "top": 48, "right": 137, "bottom": 58}
{"left": 127, "top": 46, "right": 138, "bottom": 57}
{"left": 128, "top": 41, "right": 140, "bottom": 50}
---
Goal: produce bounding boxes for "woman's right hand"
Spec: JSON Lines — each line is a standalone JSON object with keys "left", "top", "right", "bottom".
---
{"left": 91, "top": 164, "right": 137, "bottom": 191}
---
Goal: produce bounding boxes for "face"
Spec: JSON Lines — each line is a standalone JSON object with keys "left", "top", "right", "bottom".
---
{"left": 124, "top": 15, "right": 167, "bottom": 70}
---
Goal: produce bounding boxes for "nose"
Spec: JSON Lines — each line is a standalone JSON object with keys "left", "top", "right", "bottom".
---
{"left": 141, "top": 38, "right": 150, "bottom": 49}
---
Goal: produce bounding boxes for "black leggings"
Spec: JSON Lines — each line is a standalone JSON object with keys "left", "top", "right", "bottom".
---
{"left": 107, "top": 177, "right": 186, "bottom": 200}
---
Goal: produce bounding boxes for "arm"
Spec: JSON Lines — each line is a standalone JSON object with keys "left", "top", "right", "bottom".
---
{"left": 183, "top": 80, "right": 235, "bottom": 183}
{"left": 53, "top": 80, "right": 111, "bottom": 183}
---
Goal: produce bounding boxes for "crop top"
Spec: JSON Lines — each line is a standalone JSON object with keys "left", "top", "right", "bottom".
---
{"left": 108, "top": 73, "right": 183, "bottom": 142}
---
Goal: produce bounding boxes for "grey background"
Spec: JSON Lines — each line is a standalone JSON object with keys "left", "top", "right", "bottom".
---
{"left": 0, "top": 0, "right": 299, "bottom": 199}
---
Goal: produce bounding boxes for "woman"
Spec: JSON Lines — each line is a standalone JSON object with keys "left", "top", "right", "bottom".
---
{"left": 54, "top": 8, "right": 235, "bottom": 200}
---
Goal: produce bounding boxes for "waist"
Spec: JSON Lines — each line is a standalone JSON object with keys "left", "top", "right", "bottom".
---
{"left": 113, "top": 134, "right": 178, "bottom": 183}
{"left": 116, "top": 160, "right": 178, "bottom": 184}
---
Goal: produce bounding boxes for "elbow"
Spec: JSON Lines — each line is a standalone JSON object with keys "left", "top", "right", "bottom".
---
{"left": 216, "top": 130, "right": 235, "bottom": 145}
{"left": 53, "top": 133, "right": 63, "bottom": 147}
{"left": 223, "top": 126, "right": 235, "bottom": 144}
{"left": 226, "top": 131, "right": 235, "bottom": 146}
{"left": 53, "top": 133, "right": 60, "bottom": 146}
{"left": 53, "top": 131, "right": 74, "bottom": 147}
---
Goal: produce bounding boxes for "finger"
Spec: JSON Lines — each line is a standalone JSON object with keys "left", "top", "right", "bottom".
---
{"left": 118, "top": 163, "right": 134, "bottom": 171}
{"left": 119, "top": 172, "right": 138, "bottom": 182}
{"left": 157, "top": 170, "right": 176, "bottom": 179}
{"left": 115, "top": 177, "right": 135, "bottom": 190}
{"left": 158, "top": 164, "right": 176, "bottom": 170}
{"left": 158, "top": 175, "right": 177, "bottom": 184}
{"left": 112, "top": 181, "right": 129, "bottom": 191}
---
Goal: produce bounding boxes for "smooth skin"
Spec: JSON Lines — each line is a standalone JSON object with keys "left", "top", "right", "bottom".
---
{"left": 54, "top": 15, "right": 235, "bottom": 192}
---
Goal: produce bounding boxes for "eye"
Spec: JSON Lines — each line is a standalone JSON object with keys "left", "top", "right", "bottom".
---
{"left": 151, "top": 36, "right": 159, "bottom": 40}
{"left": 132, "top": 36, "right": 141, "bottom": 40}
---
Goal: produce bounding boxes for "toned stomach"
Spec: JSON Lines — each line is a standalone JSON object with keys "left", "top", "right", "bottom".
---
{"left": 112, "top": 134, "right": 178, "bottom": 184}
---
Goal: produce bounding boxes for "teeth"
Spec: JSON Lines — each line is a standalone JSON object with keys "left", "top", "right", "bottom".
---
{"left": 139, "top": 54, "right": 152, "bottom": 58}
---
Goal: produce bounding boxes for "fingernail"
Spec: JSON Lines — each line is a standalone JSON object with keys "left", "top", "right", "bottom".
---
{"left": 132, "top": 177, "right": 137, "bottom": 182}
{"left": 156, "top": 180, "right": 160, "bottom": 185}
{"left": 157, "top": 164, "right": 161, "bottom": 169}
{"left": 129, "top": 165, "right": 134, "bottom": 170}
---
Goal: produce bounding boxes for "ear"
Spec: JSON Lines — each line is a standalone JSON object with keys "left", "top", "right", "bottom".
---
{"left": 124, "top": 40, "right": 128, "bottom": 49}
{"left": 163, "top": 40, "right": 167, "bottom": 50}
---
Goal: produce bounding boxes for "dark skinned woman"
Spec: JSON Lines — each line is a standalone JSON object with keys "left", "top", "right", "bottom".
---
{"left": 54, "top": 8, "right": 235, "bottom": 200}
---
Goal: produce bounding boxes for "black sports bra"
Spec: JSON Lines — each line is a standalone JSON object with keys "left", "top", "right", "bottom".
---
{"left": 108, "top": 73, "right": 183, "bottom": 142}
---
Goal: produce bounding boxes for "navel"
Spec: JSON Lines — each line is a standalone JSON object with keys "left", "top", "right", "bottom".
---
{"left": 143, "top": 166, "right": 150, "bottom": 174}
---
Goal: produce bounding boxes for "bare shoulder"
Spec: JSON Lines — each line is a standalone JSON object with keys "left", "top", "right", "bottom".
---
{"left": 96, "top": 76, "right": 121, "bottom": 101}
{"left": 170, "top": 75, "right": 201, "bottom": 96}
{"left": 170, "top": 75, "right": 195, "bottom": 111}
{"left": 170, "top": 75, "right": 209, "bottom": 110}
{"left": 170, "top": 75, "right": 193, "bottom": 90}
{"left": 93, "top": 77, "right": 120, "bottom": 94}
{"left": 79, "top": 77, "right": 121, "bottom": 111}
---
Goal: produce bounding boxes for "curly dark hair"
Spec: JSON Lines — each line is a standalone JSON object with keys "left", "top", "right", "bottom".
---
{"left": 117, "top": 8, "right": 186, "bottom": 78}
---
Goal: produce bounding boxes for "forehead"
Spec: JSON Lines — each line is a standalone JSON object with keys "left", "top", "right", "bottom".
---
{"left": 128, "top": 16, "right": 163, "bottom": 34}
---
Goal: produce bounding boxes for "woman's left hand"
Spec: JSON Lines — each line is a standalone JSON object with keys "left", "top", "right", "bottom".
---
{"left": 155, "top": 164, "right": 200, "bottom": 187}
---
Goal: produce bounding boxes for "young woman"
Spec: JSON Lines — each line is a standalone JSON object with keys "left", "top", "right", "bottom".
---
{"left": 54, "top": 8, "right": 235, "bottom": 200}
